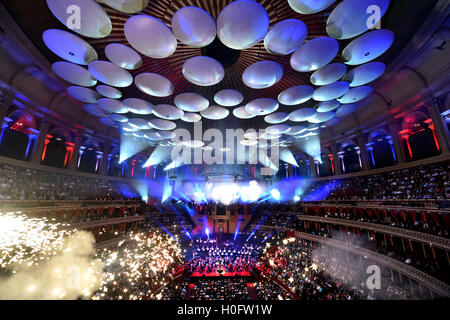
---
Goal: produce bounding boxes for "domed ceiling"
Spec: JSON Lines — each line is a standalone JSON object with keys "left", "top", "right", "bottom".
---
{"left": 3, "top": 0, "right": 439, "bottom": 151}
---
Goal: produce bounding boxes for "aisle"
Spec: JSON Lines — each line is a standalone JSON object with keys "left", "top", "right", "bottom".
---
{"left": 246, "top": 283, "right": 259, "bottom": 300}
{"left": 185, "top": 283, "right": 195, "bottom": 300}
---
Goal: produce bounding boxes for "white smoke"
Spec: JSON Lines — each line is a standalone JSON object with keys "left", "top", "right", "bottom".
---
{"left": 0, "top": 231, "right": 104, "bottom": 300}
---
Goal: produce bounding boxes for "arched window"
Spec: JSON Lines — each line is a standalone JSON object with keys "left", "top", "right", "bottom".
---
{"left": 295, "top": 154, "right": 310, "bottom": 177}
{"left": 130, "top": 155, "right": 147, "bottom": 179}
{"left": 340, "top": 141, "right": 362, "bottom": 173}
{"left": 400, "top": 111, "right": 440, "bottom": 161}
{"left": 107, "top": 149, "right": 124, "bottom": 177}
{"left": 318, "top": 149, "right": 333, "bottom": 177}
{"left": 78, "top": 139, "right": 100, "bottom": 174}
{"left": 0, "top": 110, "right": 37, "bottom": 160}
{"left": 367, "top": 129, "right": 395, "bottom": 168}
{"left": 41, "top": 128, "right": 72, "bottom": 169}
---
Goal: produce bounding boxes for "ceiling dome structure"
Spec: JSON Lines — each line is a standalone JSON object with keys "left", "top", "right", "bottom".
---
{"left": 8, "top": 0, "right": 432, "bottom": 167}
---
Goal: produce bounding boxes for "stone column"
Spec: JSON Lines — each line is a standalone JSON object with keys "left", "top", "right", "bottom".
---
{"left": 31, "top": 121, "right": 50, "bottom": 164}
{"left": 308, "top": 156, "right": 316, "bottom": 178}
{"left": 99, "top": 142, "right": 111, "bottom": 176}
{"left": 356, "top": 131, "right": 370, "bottom": 171}
{"left": 330, "top": 142, "right": 342, "bottom": 175}
{"left": 388, "top": 120, "right": 406, "bottom": 163}
{"left": 427, "top": 102, "right": 449, "bottom": 154}
{"left": 68, "top": 131, "right": 84, "bottom": 171}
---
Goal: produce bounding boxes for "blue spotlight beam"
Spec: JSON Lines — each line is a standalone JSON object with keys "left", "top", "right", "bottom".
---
{"left": 120, "top": 131, "right": 151, "bottom": 163}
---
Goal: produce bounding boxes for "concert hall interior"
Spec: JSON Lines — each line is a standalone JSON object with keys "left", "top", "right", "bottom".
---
{"left": 0, "top": 0, "right": 449, "bottom": 301}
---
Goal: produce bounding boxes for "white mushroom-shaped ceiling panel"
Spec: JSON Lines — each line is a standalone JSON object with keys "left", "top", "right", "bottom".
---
{"left": 124, "top": 15, "right": 177, "bottom": 58}
{"left": 264, "top": 19, "right": 308, "bottom": 55}
{"left": 52, "top": 62, "right": 97, "bottom": 87}
{"left": 88, "top": 61, "right": 133, "bottom": 87}
{"left": 242, "top": 61, "right": 284, "bottom": 89}
{"left": 174, "top": 93, "right": 210, "bottom": 112}
{"left": 217, "top": 0, "right": 269, "bottom": 50}
{"left": 43, "top": 29, "right": 98, "bottom": 65}
{"left": 290, "top": 37, "right": 339, "bottom": 72}
{"left": 183, "top": 56, "right": 225, "bottom": 86}
{"left": 287, "top": 0, "right": 336, "bottom": 14}
{"left": 171, "top": 7, "right": 216, "bottom": 48}
{"left": 46, "top": 0, "right": 112, "bottom": 38}
{"left": 134, "top": 73, "right": 174, "bottom": 97}
{"left": 327, "top": 0, "right": 390, "bottom": 40}
{"left": 214, "top": 89, "right": 244, "bottom": 107}
{"left": 105, "top": 43, "right": 143, "bottom": 70}
{"left": 102, "top": 0, "right": 150, "bottom": 14}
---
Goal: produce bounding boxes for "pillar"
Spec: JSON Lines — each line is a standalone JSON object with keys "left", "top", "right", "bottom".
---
{"left": 356, "top": 131, "right": 370, "bottom": 171}
{"left": 307, "top": 156, "right": 316, "bottom": 178}
{"left": 427, "top": 103, "right": 450, "bottom": 154}
{"left": 0, "top": 96, "right": 12, "bottom": 145}
{"left": 31, "top": 121, "right": 50, "bottom": 164}
{"left": 68, "top": 131, "right": 84, "bottom": 171}
{"left": 330, "top": 143, "right": 341, "bottom": 175}
{"left": 99, "top": 143, "right": 111, "bottom": 176}
{"left": 388, "top": 120, "right": 406, "bottom": 163}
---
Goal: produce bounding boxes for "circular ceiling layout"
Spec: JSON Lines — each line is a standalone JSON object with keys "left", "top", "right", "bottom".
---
{"left": 39, "top": 0, "right": 396, "bottom": 149}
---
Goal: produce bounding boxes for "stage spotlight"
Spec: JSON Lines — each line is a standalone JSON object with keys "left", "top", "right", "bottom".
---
{"left": 293, "top": 195, "right": 301, "bottom": 202}
{"left": 162, "top": 180, "right": 172, "bottom": 203}
{"left": 280, "top": 148, "right": 298, "bottom": 167}
{"left": 163, "top": 158, "right": 184, "bottom": 171}
{"left": 120, "top": 130, "right": 150, "bottom": 163}
{"left": 143, "top": 145, "right": 172, "bottom": 168}
{"left": 240, "top": 180, "right": 263, "bottom": 202}
{"left": 205, "top": 228, "right": 210, "bottom": 240}
{"left": 129, "top": 180, "right": 148, "bottom": 202}
{"left": 270, "top": 189, "right": 281, "bottom": 201}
